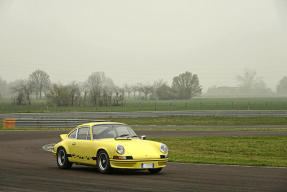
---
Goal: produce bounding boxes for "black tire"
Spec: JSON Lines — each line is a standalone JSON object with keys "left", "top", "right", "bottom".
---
{"left": 97, "top": 150, "right": 111, "bottom": 174}
{"left": 148, "top": 168, "right": 162, "bottom": 174}
{"left": 56, "top": 147, "right": 72, "bottom": 169}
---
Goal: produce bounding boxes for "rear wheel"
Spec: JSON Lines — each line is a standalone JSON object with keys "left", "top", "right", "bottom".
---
{"left": 57, "top": 147, "right": 72, "bottom": 169}
{"left": 97, "top": 150, "right": 111, "bottom": 174}
{"left": 148, "top": 168, "right": 162, "bottom": 174}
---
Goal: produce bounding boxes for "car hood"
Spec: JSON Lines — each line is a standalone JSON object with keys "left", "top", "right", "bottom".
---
{"left": 114, "top": 139, "right": 162, "bottom": 159}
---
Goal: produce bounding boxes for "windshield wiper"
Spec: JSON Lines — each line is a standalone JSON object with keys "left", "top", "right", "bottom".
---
{"left": 115, "top": 134, "right": 130, "bottom": 139}
{"left": 131, "top": 135, "right": 138, "bottom": 138}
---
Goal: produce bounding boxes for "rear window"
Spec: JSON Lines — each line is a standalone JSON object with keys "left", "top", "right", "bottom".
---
{"left": 77, "top": 127, "right": 91, "bottom": 140}
{"left": 68, "top": 129, "right": 77, "bottom": 139}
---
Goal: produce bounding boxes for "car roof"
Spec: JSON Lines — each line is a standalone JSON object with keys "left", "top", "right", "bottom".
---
{"left": 76, "top": 121, "right": 125, "bottom": 127}
{"left": 67, "top": 122, "right": 126, "bottom": 134}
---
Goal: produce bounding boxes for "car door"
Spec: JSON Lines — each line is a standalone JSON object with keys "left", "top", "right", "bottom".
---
{"left": 74, "top": 126, "right": 93, "bottom": 164}
{"left": 65, "top": 128, "right": 78, "bottom": 162}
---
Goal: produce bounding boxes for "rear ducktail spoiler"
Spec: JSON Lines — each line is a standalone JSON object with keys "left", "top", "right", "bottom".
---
{"left": 60, "top": 134, "right": 68, "bottom": 140}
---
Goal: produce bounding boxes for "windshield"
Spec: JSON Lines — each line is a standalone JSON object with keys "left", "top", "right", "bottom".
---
{"left": 92, "top": 124, "right": 138, "bottom": 139}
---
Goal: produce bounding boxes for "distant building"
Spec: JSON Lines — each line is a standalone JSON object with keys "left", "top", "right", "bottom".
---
{"left": 205, "top": 86, "right": 273, "bottom": 97}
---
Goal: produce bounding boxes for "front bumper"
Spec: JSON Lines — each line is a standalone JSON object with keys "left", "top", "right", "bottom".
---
{"left": 110, "top": 159, "right": 168, "bottom": 169}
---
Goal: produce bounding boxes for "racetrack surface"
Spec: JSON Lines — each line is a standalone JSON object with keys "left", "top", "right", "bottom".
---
{"left": 0, "top": 131, "right": 287, "bottom": 192}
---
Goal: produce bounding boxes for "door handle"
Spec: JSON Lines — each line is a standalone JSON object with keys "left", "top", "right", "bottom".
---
{"left": 72, "top": 142, "right": 76, "bottom": 145}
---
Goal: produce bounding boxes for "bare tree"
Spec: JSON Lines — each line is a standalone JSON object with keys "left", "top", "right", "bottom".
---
{"left": 124, "top": 84, "right": 133, "bottom": 98}
{"left": 29, "top": 70, "right": 51, "bottom": 99}
{"left": 11, "top": 80, "right": 32, "bottom": 105}
{"left": 154, "top": 81, "right": 175, "bottom": 100}
{"left": 0, "top": 77, "right": 8, "bottom": 98}
{"left": 172, "top": 71, "right": 202, "bottom": 99}
{"left": 68, "top": 82, "right": 81, "bottom": 106}
{"left": 277, "top": 76, "right": 287, "bottom": 95}
{"left": 138, "top": 83, "right": 153, "bottom": 100}
{"left": 151, "top": 79, "right": 167, "bottom": 99}
{"left": 131, "top": 85, "right": 139, "bottom": 98}
{"left": 47, "top": 82, "right": 81, "bottom": 106}
{"left": 237, "top": 70, "right": 259, "bottom": 90}
{"left": 79, "top": 82, "right": 89, "bottom": 106}
{"left": 237, "top": 69, "right": 272, "bottom": 95}
{"left": 86, "top": 72, "right": 116, "bottom": 106}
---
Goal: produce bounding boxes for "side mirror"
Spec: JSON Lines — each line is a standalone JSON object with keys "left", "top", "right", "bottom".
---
{"left": 141, "top": 135, "right": 146, "bottom": 140}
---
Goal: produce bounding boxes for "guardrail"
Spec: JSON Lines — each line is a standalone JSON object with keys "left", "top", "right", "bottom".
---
{"left": 2, "top": 119, "right": 106, "bottom": 128}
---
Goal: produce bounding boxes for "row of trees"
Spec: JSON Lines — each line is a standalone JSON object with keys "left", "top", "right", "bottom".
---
{"left": 2, "top": 69, "right": 287, "bottom": 106}
{"left": 0, "top": 70, "right": 51, "bottom": 105}
{"left": 0, "top": 70, "right": 202, "bottom": 106}
{"left": 123, "top": 72, "right": 201, "bottom": 100}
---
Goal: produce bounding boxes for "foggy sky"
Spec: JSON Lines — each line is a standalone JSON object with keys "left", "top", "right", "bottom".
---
{"left": 0, "top": 0, "right": 286, "bottom": 91}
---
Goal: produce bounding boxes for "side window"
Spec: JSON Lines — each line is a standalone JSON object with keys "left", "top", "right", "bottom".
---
{"left": 68, "top": 129, "right": 77, "bottom": 139}
{"left": 77, "top": 127, "right": 91, "bottom": 140}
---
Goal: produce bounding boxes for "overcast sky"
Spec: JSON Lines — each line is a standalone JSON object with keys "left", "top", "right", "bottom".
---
{"left": 0, "top": 0, "right": 286, "bottom": 91}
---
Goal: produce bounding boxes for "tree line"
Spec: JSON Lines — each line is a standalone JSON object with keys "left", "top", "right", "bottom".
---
{"left": 0, "top": 70, "right": 202, "bottom": 106}
{"left": 1, "top": 69, "right": 287, "bottom": 106}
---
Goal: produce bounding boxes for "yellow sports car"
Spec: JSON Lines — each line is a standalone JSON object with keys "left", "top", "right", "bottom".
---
{"left": 53, "top": 121, "right": 168, "bottom": 174}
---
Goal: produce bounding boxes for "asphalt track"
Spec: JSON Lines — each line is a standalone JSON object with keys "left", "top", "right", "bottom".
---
{"left": 1, "top": 130, "right": 287, "bottom": 192}
{"left": 1, "top": 110, "right": 287, "bottom": 120}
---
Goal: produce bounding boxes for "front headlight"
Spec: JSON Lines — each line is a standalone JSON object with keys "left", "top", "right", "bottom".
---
{"left": 160, "top": 144, "right": 168, "bottom": 154}
{"left": 116, "top": 144, "right": 125, "bottom": 154}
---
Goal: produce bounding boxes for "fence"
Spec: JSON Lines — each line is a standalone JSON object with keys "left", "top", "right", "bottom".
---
{"left": 2, "top": 119, "right": 105, "bottom": 128}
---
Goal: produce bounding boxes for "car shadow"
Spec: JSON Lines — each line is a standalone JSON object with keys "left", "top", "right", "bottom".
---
{"left": 60, "top": 165, "right": 164, "bottom": 176}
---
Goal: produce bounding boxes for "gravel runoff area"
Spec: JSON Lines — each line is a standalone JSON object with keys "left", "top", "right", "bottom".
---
{"left": 0, "top": 130, "right": 287, "bottom": 192}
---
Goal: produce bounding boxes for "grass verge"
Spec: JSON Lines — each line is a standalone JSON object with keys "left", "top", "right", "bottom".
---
{"left": 152, "top": 136, "right": 287, "bottom": 167}
{"left": 106, "top": 116, "right": 287, "bottom": 126}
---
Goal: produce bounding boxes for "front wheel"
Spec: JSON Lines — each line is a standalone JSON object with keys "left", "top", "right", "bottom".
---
{"left": 148, "top": 168, "right": 162, "bottom": 174}
{"left": 97, "top": 150, "right": 111, "bottom": 174}
{"left": 57, "top": 147, "right": 72, "bottom": 169}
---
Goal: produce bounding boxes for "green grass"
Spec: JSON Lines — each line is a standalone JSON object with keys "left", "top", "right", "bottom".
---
{"left": 152, "top": 136, "right": 287, "bottom": 167}
{"left": 107, "top": 116, "right": 287, "bottom": 126}
{"left": 133, "top": 127, "right": 287, "bottom": 132}
{"left": 1, "top": 97, "right": 287, "bottom": 113}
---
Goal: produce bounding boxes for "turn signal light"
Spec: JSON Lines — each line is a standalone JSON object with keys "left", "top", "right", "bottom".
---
{"left": 113, "top": 156, "right": 133, "bottom": 160}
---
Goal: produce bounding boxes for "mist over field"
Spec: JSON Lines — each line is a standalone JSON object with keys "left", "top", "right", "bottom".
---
{"left": 0, "top": 0, "right": 287, "bottom": 94}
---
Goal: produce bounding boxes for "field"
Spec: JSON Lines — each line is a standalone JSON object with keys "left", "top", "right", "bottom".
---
{"left": 152, "top": 136, "right": 287, "bottom": 167}
{"left": 1, "top": 97, "right": 287, "bottom": 113}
